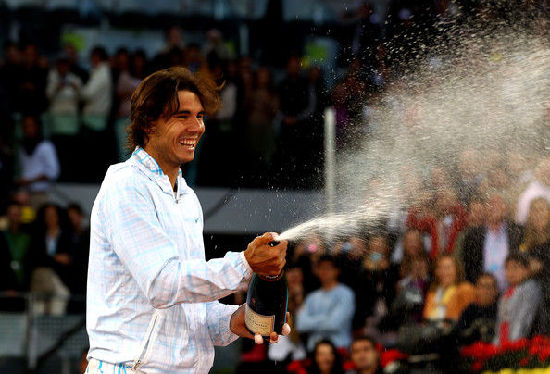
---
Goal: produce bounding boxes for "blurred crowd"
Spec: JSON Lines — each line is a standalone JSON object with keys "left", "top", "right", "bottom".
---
{"left": 229, "top": 150, "right": 550, "bottom": 373}
{"left": 1, "top": 0, "right": 550, "bottom": 373}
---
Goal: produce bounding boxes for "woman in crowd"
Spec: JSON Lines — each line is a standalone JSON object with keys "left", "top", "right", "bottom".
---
{"left": 423, "top": 254, "right": 475, "bottom": 322}
{"left": 519, "top": 197, "right": 550, "bottom": 253}
{"left": 307, "top": 340, "right": 344, "bottom": 374}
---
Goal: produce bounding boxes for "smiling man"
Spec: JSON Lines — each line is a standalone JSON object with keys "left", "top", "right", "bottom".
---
{"left": 86, "top": 67, "right": 288, "bottom": 373}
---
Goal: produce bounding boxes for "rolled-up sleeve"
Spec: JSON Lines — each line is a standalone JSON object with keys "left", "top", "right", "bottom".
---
{"left": 101, "top": 178, "right": 253, "bottom": 308}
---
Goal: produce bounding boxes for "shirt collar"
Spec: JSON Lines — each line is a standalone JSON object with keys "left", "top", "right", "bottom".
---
{"left": 130, "top": 147, "right": 189, "bottom": 196}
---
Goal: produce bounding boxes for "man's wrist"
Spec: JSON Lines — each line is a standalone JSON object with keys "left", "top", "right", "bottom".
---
{"left": 239, "top": 251, "right": 254, "bottom": 280}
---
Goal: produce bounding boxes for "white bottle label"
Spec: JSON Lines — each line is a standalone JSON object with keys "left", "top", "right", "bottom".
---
{"left": 245, "top": 304, "right": 275, "bottom": 336}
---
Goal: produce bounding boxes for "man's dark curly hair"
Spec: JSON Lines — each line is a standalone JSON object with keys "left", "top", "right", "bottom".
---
{"left": 127, "top": 67, "right": 220, "bottom": 150}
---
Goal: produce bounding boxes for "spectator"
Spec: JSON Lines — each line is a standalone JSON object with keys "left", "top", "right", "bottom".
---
{"left": 308, "top": 339, "right": 345, "bottom": 374}
{"left": 45, "top": 54, "right": 82, "bottom": 134}
{"left": 0, "top": 133, "right": 15, "bottom": 206}
{"left": 461, "top": 193, "right": 523, "bottom": 290}
{"left": 352, "top": 233, "right": 400, "bottom": 342}
{"left": 275, "top": 55, "right": 313, "bottom": 188}
{"left": 345, "top": 336, "right": 383, "bottom": 374}
{"left": 0, "top": 201, "right": 32, "bottom": 311}
{"left": 423, "top": 254, "right": 475, "bottom": 322}
{"left": 81, "top": 46, "right": 112, "bottom": 131}
{"left": 529, "top": 243, "right": 550, "bottom": 336}
{"left": 0, "top": 41, "right": 23, "bottom": 118}
{"left": 406, "top": 189, "right": 467, "bottom": 259}
{"left": 243, "top": 66, "right": 279, "bottom": 181}
{"left": 494, "top": 254, "right": 541, "bottom": 345}
{"left": 519, "top": 197, "right": 550, "bottom": 253}
{"left": 454, "top": 150, "right": 483, "bottom": 206}
{"left": 452, "top": 272, "right": 499, "bottom": 345}
{"left": 16, "top": 43, "right": 48, "bottom": 115}
{"left": 17, "top": 115, "right": 60, "bottom": 209}
{"left": 296, "top": 255, "right": 355, "bottom": 352}
{"left": 65, "top": 203, "right": 90, "bottom": 312}
{"left": 516, "top": 157, "right": 550, "bottom": 225}
{"left": 30, "top": 203, "right": 71, "bottom": 315}
{"left": 63, "top": 43, "right": 88, "bottom": 83}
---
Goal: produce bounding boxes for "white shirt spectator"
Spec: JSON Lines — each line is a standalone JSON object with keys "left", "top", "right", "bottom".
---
{"left": 45, "top": 69, "right": 82, "bottom": 115}
{"left": 81, "top": 62, "right": 112, "bottom": 117}
{"left": 19, "top": 141, "right": 60, "bottom": 193}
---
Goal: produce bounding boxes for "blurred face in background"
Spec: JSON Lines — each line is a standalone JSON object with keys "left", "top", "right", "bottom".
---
{"left": 315, "top": 343, "right": 336, "bottom": 374}
{"left": 316, "top": 260, "right": 339, "bottom": 287}
{"left": 436, "top": 256, "right": 457, "bottom": 288}
{"left": 527, "top": 198, "right": 550, "bottom": 234}
{"left": 44, "top": 205, "right": 59, "bottom": 230}
{"left": 351, "top": 339, "right": 379, "bottom": 372}
{"left": 22, "top": 116, "right": 39, "bottom": 140}
{"left": 6, "top": 204, "right": 21, "bottom": 230}
{"left": 486, "top": 194, "right": 508, "bottom": 226}
{"left": 475, "top": 275, "right": 498, "bottom": 306}
{"left": 467, "top": 200, "right": 485, "bottom": 228}
{"left": 403, "top": 230, "right": 423, "bottom": 257}
{"left": 365, "top": 235, "right": 389, "bottom": 269}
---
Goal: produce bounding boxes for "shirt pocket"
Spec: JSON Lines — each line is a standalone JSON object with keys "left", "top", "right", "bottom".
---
{"left": 131, "top": 309, "right": 162, "bottom": 370}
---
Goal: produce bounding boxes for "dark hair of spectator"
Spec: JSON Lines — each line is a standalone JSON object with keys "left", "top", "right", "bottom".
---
{"left": 317, "top": 255, "right": 339, "bottom": 268}
{"left": 34, "top": 203, "right": 69, "bottom": 233}
{"left": 128, "top": 66, "right": 220, "bottom": 150}
{"left": 308, "top": 339, "right": 344, "bottom": 374}
{"left": 2, "top": 200, "right": 21, "bottom": 215}
{"left": 91, "top": 46, "right": 108, "bottom": 61}
{"left": 505, "top": 253, "right": 530, "bottom": 268}
{"left": 476, "top": 271, "right": 498, "bottom": 285}
{"left": 352, "top": 334, "right": 378, "bottom": 349}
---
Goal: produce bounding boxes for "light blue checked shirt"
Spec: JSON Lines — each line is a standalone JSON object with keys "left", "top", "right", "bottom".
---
{"left": 87, "top": 147, "right": 253, "bottom": 373}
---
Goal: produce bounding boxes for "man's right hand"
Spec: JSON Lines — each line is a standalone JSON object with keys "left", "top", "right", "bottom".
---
{"left": 244, "top": 232, "right": 287, "bottom": 277}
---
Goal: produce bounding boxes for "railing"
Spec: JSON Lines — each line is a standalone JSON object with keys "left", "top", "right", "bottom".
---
{"left": 0, "top": 292, "right": 88, "bottom": 374}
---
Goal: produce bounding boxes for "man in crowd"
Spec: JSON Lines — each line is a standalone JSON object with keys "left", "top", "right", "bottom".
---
{"left": 346, "top": 335, "right": 383, "bottom": 374}
{"left": 461, "top": 194, "right": 523, "bottom": 290}
{"left": 296, "top": 255, "right": 355, "bottom": 351}
{"left": 86, "top": 67, "right": 289, "bottom": 373}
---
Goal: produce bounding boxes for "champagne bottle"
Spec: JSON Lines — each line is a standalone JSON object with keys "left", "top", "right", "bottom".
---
{"left": 244, "top": 242, "right": 289, "bottom": 342}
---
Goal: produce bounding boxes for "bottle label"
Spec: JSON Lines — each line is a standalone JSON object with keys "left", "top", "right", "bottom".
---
{"left": 245, "top": 304, "right": 275, "bottom": 336}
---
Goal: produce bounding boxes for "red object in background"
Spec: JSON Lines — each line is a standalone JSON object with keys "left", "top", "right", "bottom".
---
{"left": 380, "top": 349, "right": 408, "bottom": 368}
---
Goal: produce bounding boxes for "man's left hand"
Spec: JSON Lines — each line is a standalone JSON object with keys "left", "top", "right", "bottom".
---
{"left": 230, "top": 304, "right": 291, "bottom": 343}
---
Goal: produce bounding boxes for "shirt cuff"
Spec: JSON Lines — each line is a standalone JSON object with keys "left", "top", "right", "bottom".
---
{"left": 239, "top": 251, "right": 254, "bottom": 280}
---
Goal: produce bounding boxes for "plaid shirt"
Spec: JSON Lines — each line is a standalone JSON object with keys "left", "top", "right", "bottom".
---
{"left": 87, "top": 148, "right": 253, "bottom": 373}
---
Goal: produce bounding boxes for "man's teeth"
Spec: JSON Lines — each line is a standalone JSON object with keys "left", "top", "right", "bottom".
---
{"left": 180, "top": 139, "right": 196, "bottom": 147}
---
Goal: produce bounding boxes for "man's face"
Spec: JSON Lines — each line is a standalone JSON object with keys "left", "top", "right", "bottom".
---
{"left": 351, "top": 340, "right": 379, "bottom": 371}
{"left": 316, "top": 261, "right": 339, "bottom": 286}
{"left": 145, "top": 91, "right": 205, "bottom": 168}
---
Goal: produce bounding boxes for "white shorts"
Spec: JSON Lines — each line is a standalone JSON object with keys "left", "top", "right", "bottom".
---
{"left": 86, "top": 358, "right": 144, "bottom": 374}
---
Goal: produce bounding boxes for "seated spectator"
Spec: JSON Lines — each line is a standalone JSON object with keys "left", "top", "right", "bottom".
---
{"left": 390, "top": 249, "right": 430, "bottom": 326}
{"left": 452, "top": 272, "right": 499, "bottom": 345}
{"left": 345, "top": 336, "right": 383, "bottom": 374}
{"left": 296, "top": 255, "right": 355, "bottom": 352}
{"left": 0, "top": 201, "right": 32, "bottom": 311}
{"left": 529, "top": 243, "right": 550, "bottom": 335}
{"left": 423, "top": 254, "right": 475, "bottom": 322}
{"left": 461, "top": 193, "right": 523, "bottom": 291}
{"left": 81, "top": 46, "right": 112, "bottom": 131}
{"left": 65, "top": 203, "right": 90, "bottom": 312}
{"left": 45, "top": 54, "right": 82, "bottom": 134}
{"left": 308, "top": 339, "right": 344, "bottom": 374}
{"left": 352, "top": 233, "right": 399, "bottom": 342}
{"left": 17, "top": 115, "right": 60, "bottom": 209}
{"left": 519, "top": 197, "right": 550, "bottom": 253}
{"left": 453, "top": 196, "right": 486, "bottom": 262}
{"left": 494, "top": 254, "right": 541, "bottom": 345}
